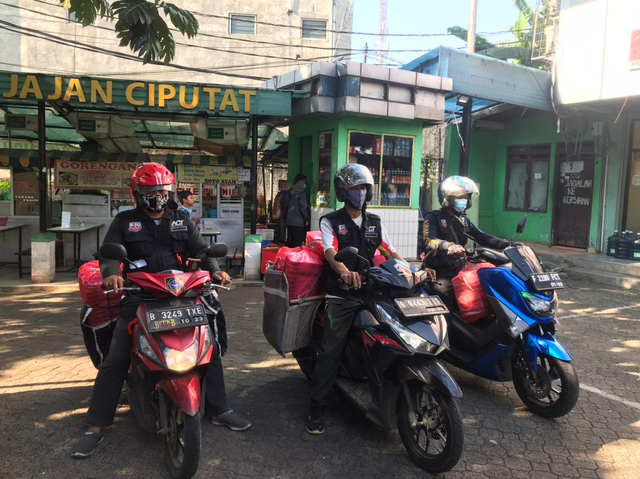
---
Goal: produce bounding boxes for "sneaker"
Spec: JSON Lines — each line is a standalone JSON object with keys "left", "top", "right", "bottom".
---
{"left": 210, "top": 410, "right": 252, "bottom": 431}
{"left": 70, "top": 432, "right": 104, "bottom": 458}
{"left": 305, "top": 404, "right": 325, "bottom": 435}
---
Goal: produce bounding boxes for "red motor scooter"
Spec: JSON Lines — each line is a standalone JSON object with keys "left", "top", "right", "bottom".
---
{"left": 100, "top": 242, "right": 228, "bottom": 479}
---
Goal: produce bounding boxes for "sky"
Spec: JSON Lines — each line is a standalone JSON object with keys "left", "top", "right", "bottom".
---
{"left": 351, "top": 0, "right": 537, "bottom": 66}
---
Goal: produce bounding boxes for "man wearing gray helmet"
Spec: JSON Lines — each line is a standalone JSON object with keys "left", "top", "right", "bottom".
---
{"left": 306, "top": 163, "right": 416, "bottom": 435}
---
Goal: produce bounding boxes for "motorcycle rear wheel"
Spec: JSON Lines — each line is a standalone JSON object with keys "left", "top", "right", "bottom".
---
{"left": 397, "top": 382, "right": 464, "bottom": 473}
{"left": 512, "top": 353, "right": 579, "bottom": 418}
{"left": 165, "top": 405, "right": 201, "bottom": 479}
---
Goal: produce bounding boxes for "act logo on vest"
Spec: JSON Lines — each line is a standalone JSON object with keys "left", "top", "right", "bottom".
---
{"left": 338, "top": 224, "right": 347, "bottom": 235}
{"left": 128, "top": 222, "right": 142, "bottom": 232}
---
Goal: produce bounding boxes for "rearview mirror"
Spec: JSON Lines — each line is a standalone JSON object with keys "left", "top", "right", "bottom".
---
{"left": 516, "top": 215, "right": 528, "bottom": 235}
{"left": 334, "top": 246, "right": 359, "bottom": 263}
{"left": 206, "top": 243, "right": 228, "bottom": 258}
{"left": 100, "top": 243, "right": 127, "bottom": 262}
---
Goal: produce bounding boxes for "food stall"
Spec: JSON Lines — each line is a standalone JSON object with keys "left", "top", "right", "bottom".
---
{"left": 174, "top": 159, "right": 252, "bottom": 257}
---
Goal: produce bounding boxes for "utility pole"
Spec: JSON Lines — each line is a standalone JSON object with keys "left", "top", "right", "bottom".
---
{"left": 364, "top": 43, "right": 368, "bottom": 63}
{"left": 460, "top": 0, "right": 477, "bottom": 175}
{"left": 467, "top": 0, "right": 477, "bottom": 53}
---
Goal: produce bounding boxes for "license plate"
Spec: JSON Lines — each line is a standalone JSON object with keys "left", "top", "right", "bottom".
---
{"left": 145, "top": 305, "right": 207, "bottom": 332}
{"left": 394, "top": 296, "right": 448, "bottom": 318}
{"left": 529, "top": 273, "right": 565, "bottom": 291}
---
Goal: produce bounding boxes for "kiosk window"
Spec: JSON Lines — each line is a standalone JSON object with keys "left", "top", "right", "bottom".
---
{"left": 317, "top": 132, "right": 332, "bottom": 207}
{"left": 348, "top": 132, "right": 414, "bottom": 207}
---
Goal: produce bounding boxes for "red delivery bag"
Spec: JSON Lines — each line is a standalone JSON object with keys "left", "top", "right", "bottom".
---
{"left": 78, "top": 260, "right": 123, "bottom": 327}
{"left": 373, "top": 249, "right": 386, "bottom": 266}
{"left": 261, "top": 245, "right": 280, "bottom": 275}
{"left": 275, "top": 242, "right": 325, "bottom": 301}
{"left": 306, "top": 230, "right": 322, "bottom": 245}
{"left": 452, "top": 261, "right": 495, "bottom": 323}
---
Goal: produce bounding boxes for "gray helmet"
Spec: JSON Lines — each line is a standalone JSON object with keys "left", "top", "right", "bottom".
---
{"left": 334, "top": 164, "right": 374, "bottom": 202}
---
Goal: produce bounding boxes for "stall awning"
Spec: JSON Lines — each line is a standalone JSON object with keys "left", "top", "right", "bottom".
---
{"left": 0, "top": 71, "right": 294, "bottom": 153}
{"left": 0, "top": 148, "right": 250, "bottom": 168}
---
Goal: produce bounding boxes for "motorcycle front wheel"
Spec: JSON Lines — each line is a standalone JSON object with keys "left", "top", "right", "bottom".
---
{"left": 165, "top": 404, "right": 201, "bottom": 479}
{"left": 512, "top": 352, "right": 579, "bottom": 418}
{"left": 397, "top": 382, "right": 464, "bottom": 473}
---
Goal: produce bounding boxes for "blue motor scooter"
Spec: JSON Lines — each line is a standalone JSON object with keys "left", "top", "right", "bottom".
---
{"left": 425, "top": 216, "right": 579, "bottom": 418}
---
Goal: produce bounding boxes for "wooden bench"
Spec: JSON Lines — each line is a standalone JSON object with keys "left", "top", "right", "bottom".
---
{"left": 15, "top": 248, "right": 31, "bottom": 278}
{"left": 225, "top": 253, "right": 245, "bottom": 278}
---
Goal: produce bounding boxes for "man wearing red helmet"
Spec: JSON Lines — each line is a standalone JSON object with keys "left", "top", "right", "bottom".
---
{"left": 71, "top": 163, "right": 250, "bottom": 458}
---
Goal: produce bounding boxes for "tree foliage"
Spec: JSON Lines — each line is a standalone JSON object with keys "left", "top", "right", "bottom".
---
{"left": 447, "top": 0, "right": 555, "bottom": 70}
{"left": 61, "top": 0, "right": 199, "bottom": 64}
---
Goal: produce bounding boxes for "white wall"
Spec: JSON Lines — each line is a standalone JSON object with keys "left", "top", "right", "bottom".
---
{"left": 0, "top": 0, "right": 352, "bottom": 87}
{"left": 310, "top": 207, "right": 419, "bottom": 260}
{"left": 555, "top": 0, "right": 640, "bottom": 104}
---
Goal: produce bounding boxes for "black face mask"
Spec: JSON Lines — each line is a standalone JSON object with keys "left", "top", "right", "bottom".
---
{"left": 141, "top": 193, "right": 169, "bottom": 212}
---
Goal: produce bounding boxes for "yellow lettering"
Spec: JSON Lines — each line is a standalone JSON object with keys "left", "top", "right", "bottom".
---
{"left": 2, "top": 74, "right": 19, "bottom": 98}
{"left": 220, "top": 89, "right": 239, "bottom": 112}
{"left": 203, "top": 87, "right": 221, "bottom": 110}
{"left": 238, "top": 90, "right": 257, "bottom": 113}
{"left": 148, "top": 83, "right": 155, "bottom": 107}
{"left": 179, "top": 86, "right": 199, "bottom": 109}
{"left": 48, "top": 77, "right": 62, "bottom": 100}
{"left": 19, "top": 75, "right": 43, "bottom": 100}
{"left": 90, "top": 80, "right": 112, "bottom": 104}
{"left": 63, "top": 78, "right": 86, "bottom": 102}
{"left": 158, "top": 84, "right": 176, "bottom": 107}
{"left": 125, "top": 82, "right": 145, "bottom": 106}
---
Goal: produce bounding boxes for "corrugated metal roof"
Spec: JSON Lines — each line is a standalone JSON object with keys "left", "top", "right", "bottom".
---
{"left": 403, "top": 46, "right": 553, "bottom": 114}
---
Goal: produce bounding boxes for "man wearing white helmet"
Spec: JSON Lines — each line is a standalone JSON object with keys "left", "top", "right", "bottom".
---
{"left": 423, "top": 176, "right": 509, "bottom": 308}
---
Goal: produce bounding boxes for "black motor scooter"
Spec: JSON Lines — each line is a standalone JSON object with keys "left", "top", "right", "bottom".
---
{"left": 293, "top": 247, "right": 464, "bottom": 473}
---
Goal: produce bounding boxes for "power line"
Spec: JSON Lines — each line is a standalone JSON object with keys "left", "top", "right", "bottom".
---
{"left": 0, "top": 20, "right": 270, "bottom": 82}
{"left": 190, "top": 9, "right": 529, "bottom": 38}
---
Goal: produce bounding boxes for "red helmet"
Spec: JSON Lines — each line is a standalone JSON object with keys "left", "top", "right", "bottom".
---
{"left": 130, "top": 162, "right": 175, "bottom": 200}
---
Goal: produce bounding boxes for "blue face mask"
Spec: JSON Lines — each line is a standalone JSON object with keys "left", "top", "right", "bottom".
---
{"left": 346, "top": 188, "right": 367, "bottom": 209}
{"left": 302, "top": 184, "right": 307, "bottom": 190}
{"left": 453, "top": 198, "right": 468, "bottom": 213}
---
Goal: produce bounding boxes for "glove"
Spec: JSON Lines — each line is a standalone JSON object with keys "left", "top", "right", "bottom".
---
{"left": 447, "top": 244, "right": 466, "bottom": 257}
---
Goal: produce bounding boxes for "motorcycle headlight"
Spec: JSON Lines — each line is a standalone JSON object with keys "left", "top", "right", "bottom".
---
{"left": 375, "top": 304, "right": 437, "bottom": 354}
{"left": 200, "top": 326, "right": 213, "bottom": 360}
{"left": 164, "top": 343, "right": 199, "bottom": 372}
{"left": 522, "top": 291, "right": 557, "bottom": 317}
{"left": 138, "top": 331, "right": 160, "bottom": 363}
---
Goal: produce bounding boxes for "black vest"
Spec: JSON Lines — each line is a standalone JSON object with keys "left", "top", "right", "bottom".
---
{"left": 322, "top": 208, "right": 382, "bottom": 296}
{"left": 423, "top": 208, "right": 470, "bottom": 279}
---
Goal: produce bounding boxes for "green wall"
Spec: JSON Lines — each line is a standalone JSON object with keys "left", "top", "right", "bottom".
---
{"left": 289, "top": 115, "right": 424, "bottom": 210}
{"left": 444, "top": 113, "right": 605, "bottom": 249}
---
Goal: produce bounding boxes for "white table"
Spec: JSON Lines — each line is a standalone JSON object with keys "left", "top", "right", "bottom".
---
{"left": 48, "top": 224, "right": 104, "bottom": 270}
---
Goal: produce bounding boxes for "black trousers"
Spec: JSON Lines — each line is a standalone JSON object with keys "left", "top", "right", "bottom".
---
{"left": 426, "top": 278, "right": 456, "bottom": 311}
{"left": 86, "top": 301, "right": 229, "bottom": 427}
{"left": 286, "top": 226, "right": 306, "bottom": 248}
{"left": 311, "top": 296, "right": 361, "bottom": 407}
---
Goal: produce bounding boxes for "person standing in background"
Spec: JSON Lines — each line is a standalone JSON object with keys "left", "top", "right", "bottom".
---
{"left": 177, "top": 190, "right": 199, "bottom": 224}
{"left": 285, "top": 174, "right": 309, "bottom": 247}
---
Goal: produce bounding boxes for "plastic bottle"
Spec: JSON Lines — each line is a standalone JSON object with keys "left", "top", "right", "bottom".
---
{"left": 607, "top": 230, "right": 620, "bottom": 257}
{"left": 632, "top": 233, "right": 640, "bottom": 262}
{"left": 615, "top": 230, "right": 631, "bottom": 259}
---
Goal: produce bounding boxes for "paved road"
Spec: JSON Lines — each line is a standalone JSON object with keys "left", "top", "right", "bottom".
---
{"left": 0, "top": 279, "right": 639, "bottom": 479}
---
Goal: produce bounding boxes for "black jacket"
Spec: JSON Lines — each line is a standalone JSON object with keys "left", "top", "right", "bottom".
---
{"left": 423, "top": 208, "right": 509, "bottom": 279}
{"left": 321, "top": 208, "right": 383, "bottom": 297}
{"left": 100, "top": 206, "right": 219, "bottom": 278}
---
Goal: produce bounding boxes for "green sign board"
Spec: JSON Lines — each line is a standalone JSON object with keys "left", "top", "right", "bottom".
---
{"left": 0, "top": 72, "right": 292, "bottom": 117}
{"left": 78, "top": 119, "right": 96, "bottom": 132}
{"left": 207, "top": 128, "right": 225, "bottom": 140}
{"left": 4, "top": 114, "right": 38, "bottom": 131}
